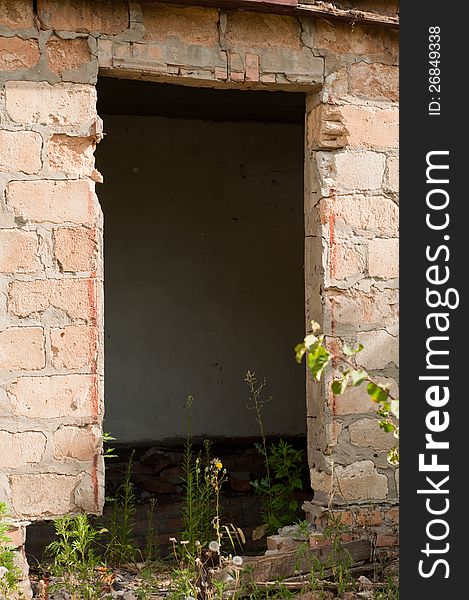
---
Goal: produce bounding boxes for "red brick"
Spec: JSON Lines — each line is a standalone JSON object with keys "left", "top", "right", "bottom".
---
{"left": 245, "top": 53, "right": 260, "bottom": 82}
{"left": 5, "top": 82, "right": 96, "bottom": 131}
{"left": 315, "top": 21, "right": 397, "bottom": 59}
{"left": 350, "top": 62, "right": 399, "bottom": 101}
{"left": 6, "top": 525, "right": 25, "bottom": 549}
{"left": 37, "top": 0, "right": 128, "bottom": 35}
{"left": 143, "top": 4, "right": 219, "bottom": 44}
{"left": 309, "top": 532, "right": 329, "bottom": 548}
{"left": 330, "top": 510, "right": 354, "bottom": 526}
{"left": 48, "top": 134, "right": 95, "bottom": 176}
{"left": 6, "top": 180, "right": 99, "bottom": 225}
{"left": 8, "top": 278, "right": 95, "bottom": 322}
{"left": 385, "top": 507, "right": 399, "bottom": 525}
{"left": 46, "top": 36, "right": 92, "bottom": 75}
{"left": 340, "top": 106, "right": 398, "bottom": 149}
{"left": 0, "top": 431, "right": 47, "bottom": 469}
{"left": 6, "top": 374, "right": 97, "bottom": 419}
{"left": 51, "top": 325, "right": 97, "bottom": 370}
{"left": 10, "top": 473, "right": 77, "bottom": 517}
{"left": 376, "top": 533, "right": 398, "bottom": 547}
{"left": 368, "top": 238, "right": 399, "bottom": 278}
{"left": 0, "top": 130, "right": 42, "bottom": 174}
{"left": 356, "top": 509, "right": 382, "bottom": 527}
{"left": 0, "top": 327, "right": 45, "bottom": 371}
{"left": 0, "top": 229, "right": 42, "bottom": 274}
{"left": 54, "top": 227, "right": 98, "bottom": 273}
{"left": 53, "top": 426, "right": 99, "bottom": 461}
{"left": 0, "top": 37, "right": 39, "bottom": 71}
{"left": 225, "top": 11, "right": 301, "bottom": 50}
{"left": 0, "top": 0, "right": 35, "bottom": 28}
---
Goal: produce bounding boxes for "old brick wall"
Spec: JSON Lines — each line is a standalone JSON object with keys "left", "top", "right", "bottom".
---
{"left": 0, "top": 0, "right": 398, "bottom": 565}
{"left": 304, "top": 21, "right": 399, "bottom": 519}
{"left": 0, "top": 4, "right": 104, "bottom": 580}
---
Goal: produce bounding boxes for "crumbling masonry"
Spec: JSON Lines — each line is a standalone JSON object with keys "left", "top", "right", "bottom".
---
{"left": 0, "top": 0, "right": 399, "bottom": 589}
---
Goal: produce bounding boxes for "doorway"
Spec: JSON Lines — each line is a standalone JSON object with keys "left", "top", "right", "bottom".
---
{"left": 96, "top": 78, "right": 306, "bottom": 444}
{"left": 95, "top": 77, "right": 307, "bottom": 545}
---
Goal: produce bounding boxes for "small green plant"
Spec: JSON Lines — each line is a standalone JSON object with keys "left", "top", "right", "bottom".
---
{"left": 295, "top": 321, "right": 399, "bottom": 465}
{"left": 245, "top": 371, "right": 304, "bottom": 536}
{"left": 102, "top": 432, "right": 118, "bottom": 459}
{"left": 133, "top": 563, "right": 166, "bottom": 599}
{"left": 307, "top": 555, "right": 327, "bottom": 594}
{"left": 243, "top": 581, "right": 296, "bottom": 600}
{"left": 169, "top": 539, "right": 245, "bottom": 600}
{"left": 168, "top": 564, "right": 197, "bottom": 600}
{"left": 291, "top": 514, "right": 355, "bottom": 597}
{"left": 374, "top": 576, "right": 399, "bottom": 600}
{"left": 144, "top": 497, "right": 158, "bottom": 563}
{"left": 181, "top": 396, "right": 217, "bottom": 553}
{"left": 167, "top": 538, "right": 200, "bottom": 599}
{"left": 210, "top": 578, "right": 229, "bottom": 600}
{"left": 294, "top": 518, "right": 311, "bottom": 539}
{"left": 105, "top": 450, "right": 139, "bottom": 565}
{"left": 322, "top": 513, "right": 355, "bottom": 596}
{"left": 252, "top": 439, "right": 303, "bottom": 534}
{"left": 291, "top": 538, "right": 325, "bottom": 594}
{"left": 181, "top": 396, "right": 243, "bottom": 556}
{"left": 169, "top": 570, "right": 197, "bottom": 598}
{"left": 209, "top": 457, "right": 224, "bottom": 551}
{"left": 46, "top": 514, "right": 108, "bottom": 600}
{"left": 173, "top": 397, "right": 245, "bottom": 597}
{"left": 0, "top": 502, "right": 21, "bottom": 598}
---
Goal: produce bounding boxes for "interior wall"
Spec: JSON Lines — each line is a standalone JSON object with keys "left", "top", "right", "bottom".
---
{"left": 96, "top": 109, "right": 305, "bottom": 443}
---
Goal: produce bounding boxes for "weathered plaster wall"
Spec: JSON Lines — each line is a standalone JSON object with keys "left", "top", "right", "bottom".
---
{"left": 0, "top": 0, "right": 399, "bottom": 564}
{"left": 97, "top": 113, "right": 306, "bottom": 443}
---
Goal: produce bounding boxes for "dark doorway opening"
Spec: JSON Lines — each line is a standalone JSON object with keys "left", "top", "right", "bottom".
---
{"left": 96, "top": 77, "right": 308, "bottom": 548}
{"left": 96, "top": 78, "right": 306, "bottom": 446}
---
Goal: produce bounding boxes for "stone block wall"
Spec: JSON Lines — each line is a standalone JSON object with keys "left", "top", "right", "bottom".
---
{"left": 0, "top": 3, "right": 104, "bottom": 574}
{"left": 0, "top": 0, "right": 398, "bottom": 571}
{"left": 303, "top": 20, "right": 399, "bottom": 508}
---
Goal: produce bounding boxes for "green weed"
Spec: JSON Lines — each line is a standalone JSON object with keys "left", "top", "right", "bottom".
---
{"left": 245, "top": 371, "right": 303, "bottom": 536}
{"left": 0, "top": 502, "right": 21, "bottom": 598}
{"left": 181, "top": 425, "right": 216, "bottom": 553}
{"left": 323, "top": 513, "right": 354, "bottom": 596}
{"left": 374, "top": 576, "right": 399, "bottom": 600}
{"left": 102, "top": 432, "right": 118, "bottom": 460}
{"left": 105, "top": 450, "right": 139, "bottom": 565}
{"left": 46, "top": 514, "right": 108, "bottom": 600}
{"left": 144, "top": 497, "right": 158, "bottom": 563}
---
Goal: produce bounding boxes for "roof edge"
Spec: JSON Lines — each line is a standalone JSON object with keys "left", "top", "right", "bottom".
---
{"left": 159, "top": 0, "right": 399, "bottom": 30}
